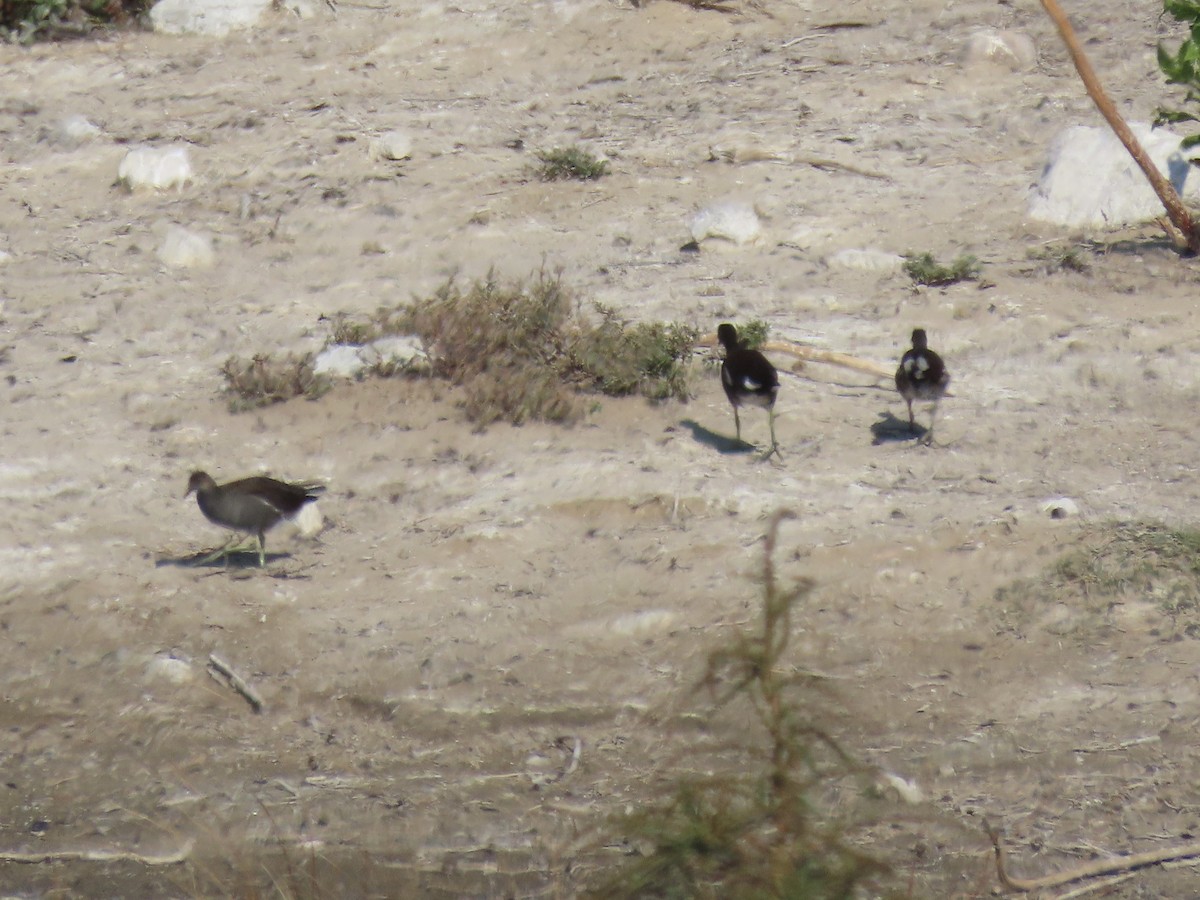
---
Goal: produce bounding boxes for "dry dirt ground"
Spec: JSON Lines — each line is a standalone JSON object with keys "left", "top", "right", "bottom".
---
{"left": 5, "top": 0, "right": 1200, "bottom": 896}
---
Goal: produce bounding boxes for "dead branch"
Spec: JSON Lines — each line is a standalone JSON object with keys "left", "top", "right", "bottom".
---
{"left": 207, "top": 652, "right": 265, "bottom": 713}
{"left": 1039, "top": 0, "right": 1200, "bottom": 254}
{"left": 985, "top": 819, "right": 1200, "bottom": 893}
{"left": 700, "top": 332, "right": 893, "bottom": 379}
{"left": 0, "top": 840, "right": 194, "bottom": 865}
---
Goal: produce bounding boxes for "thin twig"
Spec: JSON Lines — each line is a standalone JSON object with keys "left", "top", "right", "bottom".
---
{"left": 207, "top": 652, "right": 265, "bottom": 713}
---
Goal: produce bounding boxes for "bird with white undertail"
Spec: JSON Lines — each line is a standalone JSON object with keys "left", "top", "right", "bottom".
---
{"left": 895, "top": 328, "right": 950, "bottom": 443}
{"left": 717, "top": 322, "right": 781, "bottom": 459}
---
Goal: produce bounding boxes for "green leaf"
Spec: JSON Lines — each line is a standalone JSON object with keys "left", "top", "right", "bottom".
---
{"left": 1164, "top": 0, "right": 1200, "bottom": 21}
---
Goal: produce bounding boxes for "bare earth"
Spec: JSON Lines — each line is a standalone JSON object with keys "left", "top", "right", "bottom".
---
{"left": 5, "top": 0, "right": 1200, "bottom": 896}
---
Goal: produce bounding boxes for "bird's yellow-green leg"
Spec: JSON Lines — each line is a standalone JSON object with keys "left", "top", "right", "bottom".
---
{"left": 762, "top": 408, "right": 782, "bottom": 461}
{"left": 195, "top": 534, "right": 245, "bottom": 566}
{"left": 734, "top": 407, "right": 742, "bottom": 442}
{"left": 256, "top": 533, "right": 266, "bottom": 568}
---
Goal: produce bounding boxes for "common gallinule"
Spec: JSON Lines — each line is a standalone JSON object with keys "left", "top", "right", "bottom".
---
{"left": 185, "top": 471, "right": 325, "bottom": 567}
{"left": 895, "top": 328, "right": 950, "bottom": 443}
{"left": 717, "top": 322, "right": 780, "bottom": 458}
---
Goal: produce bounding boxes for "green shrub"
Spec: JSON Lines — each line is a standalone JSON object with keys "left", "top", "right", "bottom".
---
{"left": 902, "top": 252, "right": 981, "bottom": 287}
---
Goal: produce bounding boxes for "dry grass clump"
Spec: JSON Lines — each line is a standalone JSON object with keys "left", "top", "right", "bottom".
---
{"left": 902, "top": 252, "right": 981, "bottom": 287}
{"left": 395, "top": 271, "right": 697, "bottom": 426}
{"left": 221, "top": 353, "right": 330, "bottom": 412}
{"left": 535, "top": 147, "right": 610, "bottom": 182}
{"left": 592, "top": 511, "right": 890, "bottom": 898}
{"left": 994, "top": 521, "right": 1200, "bottom": 638}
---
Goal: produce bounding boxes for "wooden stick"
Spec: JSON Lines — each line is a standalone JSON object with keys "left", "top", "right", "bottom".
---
{"left": 0, "top": 840, "right": 194, "bottom": 865}
{"left": 700, "top": 332, "right": 893, "bottom": 379}
{"left": 207, "top": 652, "right": 264, "bottom": 713}
{"left": 985, "top": 819, "right": 1200, "bottom": 892}
{"left": 1039, "top": 0, "right": 1200, "bottom": 253}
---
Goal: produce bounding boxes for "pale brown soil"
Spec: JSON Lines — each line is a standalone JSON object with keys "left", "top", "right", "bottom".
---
{"left": 4, "top": 0, "right": 1200, "bottom": 896}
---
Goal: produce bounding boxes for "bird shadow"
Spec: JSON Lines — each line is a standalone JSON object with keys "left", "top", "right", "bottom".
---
{"left": 870, "top": 412, "right": 928, "bottom": 445}
{"left": 156, "top": 548, "right": 291, "bottom": 570}
{"left": 679, "top": 419, "right": 758, "bottom": 455}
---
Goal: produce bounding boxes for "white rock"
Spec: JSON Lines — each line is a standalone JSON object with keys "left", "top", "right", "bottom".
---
{"left": 962, "top": 30, "right": 1037, "bottom": 72}
{"left": 608, "top": 609, "right": 677, "bottom": 636}
{"left": 53, "top": 114, "right": 103, "bottom": 149}
{"left": 1042, "top": 497, "right": 1079, "bottom": 520}
{"left": 279, "top": 0, "right": 317, "bottom": 17}
{"left": 119, "top": 145, "right": 194, "bottom": 192}
{"left": 313, "top": 344, "right": 365, "bottom": 378}
{"left": 149, "top": 0, "right": 272, "bottom": 35}
{"left": 0, "top": 249, "right": 10, "bottom": 268}
{"left": 1029, "top": 123, "right": 1198, "bottom": 228}
{"left": 293, "top": 502, "right": 323, "bottom": 537}
{"left": 371, "top": 335, "right": 426, "bottom": 366}
{"left": 314, "top": 335, "right": 428, "bottom": 378}
{"left": 688, "top": 199, "right": 762, "bottom": 245}
{"left": 157, "top": 226, "right": 215, "bottom": 268}
{"left": 369, "top": 130, "right": 413, "bottom": 161}
{"left": 825, "top": 248, "right": 905, "bottom": 273}
{"left": 146, "top": 654, "right": 195, "bottom": 685}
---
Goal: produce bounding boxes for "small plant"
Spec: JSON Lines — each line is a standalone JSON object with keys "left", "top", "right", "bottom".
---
{"left": 1156, "top": 0, "right": 1200, "bottom": 151}
{"left": 328, "top": 313, "right": 381, "bottom": 346}
{"left": 535, "top": 146, "right": 609, "bottom": 181}
{"left": 732, "top": 318, "right": 770, "bottom": 350}
{"left": 399, "top": 271, "right": 697, "bottom": 425}
{"left": 3, "top": 0, "right": 147, "bottom": 41}
{"left": 1027, "top": 243, "right": 1091, "bottom": 274}
{"left": 993, "top": 521, "right": 1200, "bottom": 639}
{"left": 221, "top": 352, "right": 330, "bottom": 412}
{"left": 593, "top": 511, "right": 889, "bottom": 898}
{"left": 902, "top": 252, "right": 981, "bottom": 287}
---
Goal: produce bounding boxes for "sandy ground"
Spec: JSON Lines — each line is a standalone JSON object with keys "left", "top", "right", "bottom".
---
{"left": 5, "top": 0, "right": 1200, "bottom": 895}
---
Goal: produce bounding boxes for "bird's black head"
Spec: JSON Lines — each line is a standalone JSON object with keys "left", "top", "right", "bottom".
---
{"left": 185, "top": 471, "right": 216, "bottom": 498}
{"left": 717, "top": 323, "right": 739, "bottom": 351}
{"left": 911, "top": 328, "right": 929, "bottom": 351}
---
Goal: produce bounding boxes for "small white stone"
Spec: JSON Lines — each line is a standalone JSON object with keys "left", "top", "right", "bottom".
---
{"left": 826, "top": 248, "right": 905, "bottom": 273}
{"left": 146, "top": 654, "right": 195, "bottom": 685}
{"left": 609, "top": 609, "right": 677, "bottom": 636}
{"left": 119, "top": 145, "right": 194, "bottom": 192}
{"left": 1042, "top": 497, "right": 1079, "bottom": 520}
{"left": 53, "top": 114, "right": 103, "bottom": 149}
{"left": 688, "top": 199, "right": 761, "bottom": 246}
{"left": 157, "top": 226, "right": 214, "bottom": 268}
{"left": 962, "top": 30, "right": 1037, "bottom": 72}
{"left": 293, "top": 502, "right": 323, "bottom": 537}
{"left": 369, "top": 130, "right": 413, "bottom": 162}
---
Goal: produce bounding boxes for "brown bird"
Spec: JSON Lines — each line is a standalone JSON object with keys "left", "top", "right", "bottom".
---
{"left": 718, "top": 322, "right": 780, "bottom": 458}
{"left": 185, "top": 471, "right": 324, "bottom": 567}
{"left": 895, "top": 328, "right": 950, "bottom": 442}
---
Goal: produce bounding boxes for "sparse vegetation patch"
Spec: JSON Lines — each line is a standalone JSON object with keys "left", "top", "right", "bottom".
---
{"left": 994, "top": 521, "right": 1200, "bottom": 638}
{"left": 221, "top": 352, "right": 330, "bottom": 412}
{"left": 535, "top": 146, "right": 610, "bottom": 181}
{"left": 902, "top": 252, "right": 982, "bottom": 287}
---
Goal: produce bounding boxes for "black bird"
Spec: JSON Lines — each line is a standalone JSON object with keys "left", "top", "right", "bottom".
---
{"left": 185, "top": 471, "right": 325, "bottom": 567}
{"left": 717, "top": 322, "right": 780, "bottom": 457}
{"left": 895, "top": 328, "right": 950, "bottom": 442}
